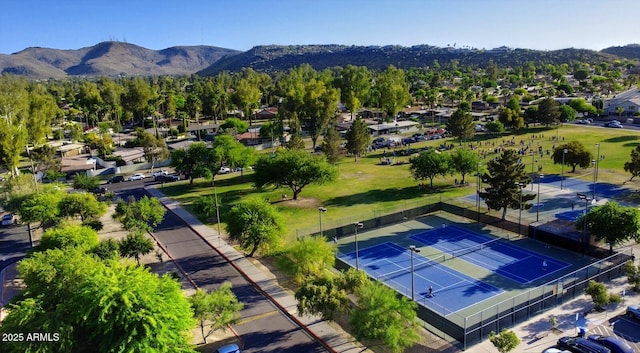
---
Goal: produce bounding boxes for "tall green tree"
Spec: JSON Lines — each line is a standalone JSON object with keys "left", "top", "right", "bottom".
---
{"left": 345, "top": 117, "right": 371, "bottom": 162}
{"left": 277, "top": 235, "right": 336, "bottom": 284}
{"left": 113, "top": 195, "right": 166, "bottom": 233}
{"left": 450, "top": 148, "right": 480, "bottom": 184}
{"left": 37, "top": 225, "right": 100, "bottom": 252}
{"left": 254, "top": 149, "right": 337, "bottom": 200}
{"left": 376, "top": 65, "right": 411, "bottom": 119}
{"left": 537, "top": 97, "right": 561, "bottom": 126}
{"left": 118, "top": 231, "right": 155, "bottom": 265}
{"left": 59, "top": 192, "right": 108, "bottom": 223}
{"left": 409, "top": 149, "right": 451, "bottom": 188}
{"left": 301, "top": 77, "right": 340, "bottom": 149}
{"left": 0, "top": 75, "right": 31, "bottom": 176}
{"left": 190, "top": 283, "right": 243, "bottom": 344}
{"left": 18, "top": 189, "right": 65, "bottom": 229}
{"left": 350, "top": 280, "right": 420, "bottom": 353}
{"left": 479, "top": 150, "right": 536, "bottom": 220}
{"left": 121, "top": 77, "right": 156, "bottom": 126}
{"left": 446, "top": 102, "right": 475, "bottom": 140}
{"left": 338, "top": 65, "right": 371, "bottom": 120}
{"left": 624, "top": 145, "right": 640, "bottom": 180}
{"left": 551, "top": 141, "right": 593, "bottom": 173}
{"left": 576, "top": 201, "right": 640, "bottom": 251}
{"left": 321, "top": 124, "right": 343, "bottom": 164}
{"left": 170, "top": 142, "right": 215, "bottom": 184}
{"left": 225, "top": 197, "right": 285, "bottom": 256}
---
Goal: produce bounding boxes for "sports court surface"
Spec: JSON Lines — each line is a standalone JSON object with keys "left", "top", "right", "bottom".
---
{"left": 337, "top": 218, "right": 575, "bottom": 316}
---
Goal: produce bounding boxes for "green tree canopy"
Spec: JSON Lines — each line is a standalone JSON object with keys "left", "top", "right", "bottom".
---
{"left": 321, "top": 124, "right": 343, "bottom": 164}
{"left": 59, "top": 192, "right": 107, "bottom": 222}
{"left": 0, "top": 248, "right": 196, "bottom": 353}
{"left": 446, "top": 102, "right": 475, "bottom": 140}
{"left": 450, "top": 148, "right": 480, "bottom": 184}
{"left": 409, "top": 149, "right": 451, "bottom": 188}
{"left": 170, "top": 142, "right": 215, "bottom": 184}
{"left": 551, "top": 141, "right": 593, "bottom": 173}
{"left": 18, "top": 189, "right": 65, "bottom": 229}
{"left": 113, "top": 195, "right": 166, "bottom": 233}
{"left": 537, "top": 97, "right": 561, "bottom": 126}
{"left": 624, "top": 145, "right": 640, "bottom": 180}
{"left": 489, "top": 329, "right": 520, "bottom": 353}
{"left": 118, "top": 231, "right": 155, "bottom": 265}
{"left": 479, "top": 150, "right": 536, "bottom": 220}
{"left": 576, "top": 201, "right": 640, "bottom": 250}
{"left": 277, "top": 235, "right": 336, "bottom": 284}
{"left": 345, "top": 117, "right": 371, "bottom": 162}
{"left": 219, "top": 117, "right": 249, "bottom": 135}
{"left": 376, "top": 65, "right": 411, "bottom": 119}
{"left": 350, "top": 280, "right": 420, "bottom": 353}
{"left": 189, "top": 283, "right": 243, "bottom": 344}
{"left": 225, "top": 197, "right": 285, "bottom": 256}
{"left": 37, "top": 225, "right": 100, "bottom": 252}
{"left": 253, "top": 149, "right": 337, "bottom": 200}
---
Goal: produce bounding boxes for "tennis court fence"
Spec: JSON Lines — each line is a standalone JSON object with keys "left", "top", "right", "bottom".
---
{"left": 335, "top": 246, "right": 634, "bottom": 350}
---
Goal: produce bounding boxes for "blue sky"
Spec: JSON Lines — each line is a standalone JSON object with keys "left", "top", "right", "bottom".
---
{"left": 1, "top": 0, "right": 639, "bottom": 54}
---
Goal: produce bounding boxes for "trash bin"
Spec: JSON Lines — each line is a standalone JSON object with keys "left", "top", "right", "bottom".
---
{"left": 578, "top": 327, "right": 586, "bottom": 338}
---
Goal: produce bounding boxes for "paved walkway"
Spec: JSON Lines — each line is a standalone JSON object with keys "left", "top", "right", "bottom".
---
{"left": 146, "top": 186, "right": 365, "bottom": 353}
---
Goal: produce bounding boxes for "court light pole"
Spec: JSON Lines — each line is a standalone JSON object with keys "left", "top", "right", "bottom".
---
{"left": 354, "top": 222, "right": 363, "bottom": 270}
{"left": 591, "top": 159, "right": 597, "bottom": 202}
{"left": 476, "top": 162, "right": 482, "bottom": 223}
{"left": 536, "top": 174, "right": 544, "bottom": 222}
{"left": 318, "top": 207, "right": 327, "bottom": 236}
{"left": 530, "top": 150, "right": 536, "bottom": 191}
{"left": 578, "top": 193, "right": 592, "bottom": 252}
{"left": 561, "top": 148, "right": 569, "bottom": 190}
{"left": 594, "top": 143, "right": 601, "bottom": 199}
{"left": 409, "top": 245, "right": 421, "bottom": 301}
{"left": 518, "top": 183, "right": 524, "bottom": 236}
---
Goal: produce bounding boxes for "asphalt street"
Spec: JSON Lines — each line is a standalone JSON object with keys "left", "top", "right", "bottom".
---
{"left": 0, "top": 222, "right": 31, "bottom": 271}
{"left": 118, "top": 185, "right": 329, "bottom": 353}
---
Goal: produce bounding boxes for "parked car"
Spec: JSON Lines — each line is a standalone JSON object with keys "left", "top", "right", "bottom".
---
{"left": 2, "top": 213, "right": 15, "bottom": 226}
{"left": 587, "top": 335, "right": 634, "bottom": 353}
{"left": 218, "top": 166, "right": 232, "bottom": 174}
{"left": 91, "top": 186, "right": 108, "bottom": 194}
{"left": 605, "top": 121, "right": 623, "bottom": 128}
{"left": 557, "top": 337, "right": 611, "bottom": 353}
{"left": 543, "top": 348, "right": 573, "bottom": 353}
{"left": 626, "top": 305, "right": 640, "bottom": 320}
{"left": 216, "top": 344, "right": 240, "bottom": 353}
{"left": 576, "top": 119, "right": 591, "bottom": 125}
{"left": 155, "top": 174, "right": 180, "bottom": 183}
{"left": 151, "top": 170, "right": 168, "bottom": 178}
{"left": 107, "top": 175, "right": 125, "bottom": 183}
{"left": 127, "top": 173, "right": 146, "bottom": 181}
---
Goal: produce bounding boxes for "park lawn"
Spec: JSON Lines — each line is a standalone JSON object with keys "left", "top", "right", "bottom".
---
{"left": 161, "top": 124, "right": 640, "bottom": 243}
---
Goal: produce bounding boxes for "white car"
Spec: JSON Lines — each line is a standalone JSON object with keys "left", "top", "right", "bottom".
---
{"left": 218, "top": 167, "right": 231, "bottom": 174}
{"left": 151, "top": 170, "right": 168, "bottom": 178}
{"left": 127, "top": 173, "right": 146, "bottom": 181}
{"left": 2, "top": 213, "right": 15, "bottom": 226}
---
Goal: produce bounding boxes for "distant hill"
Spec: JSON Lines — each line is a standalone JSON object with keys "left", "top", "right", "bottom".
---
{"left": 197, "top": 44, "right": 627, "bottom": 76}
{"left": 0, "top": 41, "right": 241, "bottom": 79}
{"left": 2, "top": 41, "right": 638, "bottom": 80}
{"left": 601, "top": 44, "right": 640, "bottom": 60}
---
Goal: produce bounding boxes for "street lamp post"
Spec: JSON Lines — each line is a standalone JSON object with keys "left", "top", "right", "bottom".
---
{"left": 318, "top": 207, "right": 327, "bottom": 236}
{"left": 409, "top": 245, "right": 421, "bottom": 301}
{"left": 213, "top": 183, "right": 222, "bottom": 243}
{"left": 594, "top": 143, "right": 601, "bottom": 199}
{"left": 536, "top": 174, "right": 544, "bottom": 222}
{"left": 561, "top": 149, "right": 568, "bottom": 190}
{"left": 354, "top": 222, "right": 363, "bottom": 270}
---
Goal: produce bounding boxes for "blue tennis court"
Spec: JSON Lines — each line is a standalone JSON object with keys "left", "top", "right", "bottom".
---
{"left": 338, "top": 242, "right": 503, "bottom": 316}
{"left": 409, "top": 225, "right": 571, "bottom": 284}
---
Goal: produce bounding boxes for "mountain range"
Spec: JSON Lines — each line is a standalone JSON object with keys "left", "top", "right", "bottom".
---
{"left": 2, "top": 41, "right": 640, "bottom": 79}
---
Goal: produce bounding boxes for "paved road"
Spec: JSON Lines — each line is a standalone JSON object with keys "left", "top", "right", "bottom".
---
{"left": 118, "top": 187, "right": 328, "bottom": 353}
{"left": 0, "top": 223, "right": 31, "bottom": 270}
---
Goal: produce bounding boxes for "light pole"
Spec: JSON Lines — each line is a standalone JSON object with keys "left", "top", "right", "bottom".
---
{"left": 213, "top": 182, "right": 222, "bottom": 243}
{"left": 476, "top": 162, "right": 482, "bottom": 223}
{"left": 354, "top": 222, "right": 363, "bottom": 270}
{"left": 591, "top": 159, "right": 597, "bottom": 202}
{"left": 536, "top": 174, "right": 544, "bottom": 222}
{"left": 518, "top": 183, "right": 524, "bottom": 235}
{"left": 561, "top": 148, "right": 568, "bottom": 190}
{"left": 578, "top": 193, "right": 592, "bottom": 252}
{"left": 409, "top": 245, "right": 421, "bottom": 301}
{"left": 594, "top": 143, "right": 601, "bottom": 199}
{"left": 530, "top": 150, "right": 537, "bottom": 191}
{"left": 318, "top": 207, "right": 327, "bottom": 236}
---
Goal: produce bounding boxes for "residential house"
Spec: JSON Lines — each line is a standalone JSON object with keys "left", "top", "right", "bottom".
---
{"left": 605, "top": 87, "right": 640, "bottom": 116}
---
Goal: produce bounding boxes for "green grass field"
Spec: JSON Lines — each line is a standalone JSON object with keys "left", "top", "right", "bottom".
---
{"left": 160, "top": 124, "right": 640, "bottom": 243}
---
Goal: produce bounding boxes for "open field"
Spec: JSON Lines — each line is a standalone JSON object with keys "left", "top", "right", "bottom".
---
{"left": 160, "top": 124, "right": 640, "bottom": 242}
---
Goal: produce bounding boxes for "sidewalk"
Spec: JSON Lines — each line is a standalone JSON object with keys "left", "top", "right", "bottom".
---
{"left": 146, "top": 186, "right": 366, "bottom": 353}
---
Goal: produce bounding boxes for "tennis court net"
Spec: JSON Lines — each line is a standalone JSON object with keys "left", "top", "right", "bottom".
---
{"left": 450, "top": 237, "right": 503, "bottom": 258}
{"left": 374, "top": 253, "right": 446, "bottom": 283}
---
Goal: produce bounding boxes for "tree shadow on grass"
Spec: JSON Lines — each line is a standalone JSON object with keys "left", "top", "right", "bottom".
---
{"left": 323, "top": 185, "right": 447, "bottom": 207}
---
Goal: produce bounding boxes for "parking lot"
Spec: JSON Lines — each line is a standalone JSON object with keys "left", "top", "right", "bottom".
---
{"left": 590, "top": 314, "right": 640, "bottom": 352}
